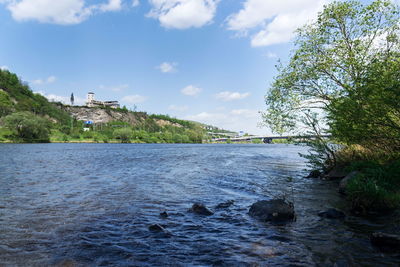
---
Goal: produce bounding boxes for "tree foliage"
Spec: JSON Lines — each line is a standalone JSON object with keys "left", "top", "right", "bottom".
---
{"left": 113, "top": 128, "right": 132, "bottom": 143}
{"left": 263, "top": 0, "right": 400, "bottom": 158}
{"left": 3, "top": 112, "right": 50, "bottom": 142}
{"left": 0, "top": 90, "right": 13, "bottom": 117}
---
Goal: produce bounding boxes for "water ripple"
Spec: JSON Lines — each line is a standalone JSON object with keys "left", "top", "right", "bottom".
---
{"left": 0, "top": 144, "right": 399, "bottom": 266}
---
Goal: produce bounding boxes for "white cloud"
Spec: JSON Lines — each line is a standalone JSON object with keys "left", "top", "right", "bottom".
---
{"left": 227, "top": 0, "right": 328, "bottom": 47}
{"left": 46, "top": 75, "right": 56, "bottom": 83}
{"left": 230, "top": 109, "right": 258, "bottom": 118}
{"left": 264, "top": 52, "right": 277, "bottom": 58}
{"left": 147, "top": 0, "right": 218, "bottom": 29}
{"left": 132, "top": 0, "right": 140, "bottom": 7}
{"left": 0, "top": 65, "right": 9, "bottom": 70}
{"left": 4, "top": 0, "right": 124, "bottom": 25}
{"left": 157, "top": 62, "right": 178, "bottom": 73}
{"left": 121, "top": 94, "right": 147, "bottom": 103}
{"left": 215, "top": 91, "right": 250, "bottom": 101}
{"left": 99, "top": 84, "right": 129, "bottom": 92}
{"left": 181, "top": 85, "right": 202, "bottom": 96}
{"left": 32, "top": 75, "right": 56, "bottom": 85}
{"left": 168, "top": 104, "right": 188, "bottom": 112}
{"left": 99, "top": 0, "right": 122, "bottom": 12}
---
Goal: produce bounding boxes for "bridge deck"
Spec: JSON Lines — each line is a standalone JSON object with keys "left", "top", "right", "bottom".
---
{"left": 212, "top": 135, "right": 330, "bottom": 142}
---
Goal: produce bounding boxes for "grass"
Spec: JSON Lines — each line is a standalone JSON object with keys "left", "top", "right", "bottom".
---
{"left": 344, "top": 158, "right": 400, "bottom": 213}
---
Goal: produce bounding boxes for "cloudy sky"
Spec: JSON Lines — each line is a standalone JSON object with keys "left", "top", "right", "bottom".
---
{"left": 0, "top": 0, "right": 372, "bottom": 134}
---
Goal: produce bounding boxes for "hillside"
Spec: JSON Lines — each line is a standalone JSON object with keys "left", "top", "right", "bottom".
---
{"left": 0, "top": 69, "right": 215, "bottom": 143}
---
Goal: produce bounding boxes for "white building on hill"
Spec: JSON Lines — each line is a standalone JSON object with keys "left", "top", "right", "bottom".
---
{"left": 86, "top": 92, "right": 120, "bottom": 109}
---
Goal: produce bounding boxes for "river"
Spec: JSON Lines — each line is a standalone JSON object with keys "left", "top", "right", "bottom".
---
{"left": 0, "top": 144, "right": 399, "bottom": 266}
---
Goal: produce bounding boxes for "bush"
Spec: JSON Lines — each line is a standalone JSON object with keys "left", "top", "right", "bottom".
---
{"left": 3, "top": 111, "right": 50, "bottom": 142}
{"left": 346, "top": 160, "right": 400, "bottom": 213}
{"left": 62, "top": 134, "right": 69, "bottom": 142}
{"left": 113, "top": 128, "right": 132, "bottom": 143}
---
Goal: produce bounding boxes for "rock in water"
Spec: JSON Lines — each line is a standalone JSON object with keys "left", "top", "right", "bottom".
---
{"left": 189, "top": 203, "right": 214, "bottom": 216}
{"left": 159, "top": 211, "right": 168, "bottom": 218}
{"left": 249, "top": 199, "right": 295, "bottom": 223}
{"left": 148, "top": 224, "right": 165, "bottom": 232}
{"left": 318, "top": 208, "right": 345, "bottom": 219}
{"left": 306, "top": 170, "right": 321, "bottom": 178}
{"left": 323, "top": 166, "right": 348, "bottom": 180}
{"left": 371, "top": 232, "right": 400, "bottom": 252}
{"left": 215, "top": 200, "right": 234, "bottom": 209}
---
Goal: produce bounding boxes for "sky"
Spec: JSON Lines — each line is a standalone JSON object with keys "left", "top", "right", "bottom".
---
{"left": 0, "top": 0, "right": 375, "bottom": 134}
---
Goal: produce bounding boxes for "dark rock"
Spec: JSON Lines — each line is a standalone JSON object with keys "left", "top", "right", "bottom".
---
{"left": 148, "top": 224, "right": 165, "bottom": 232}
{"left": 371, "top": 232, "right": 400, "bottom": 252}
{"left": 318, "top": 208, "right": 345, "bottom": 219}
{"left": 159, "top": 211, "right": 168, "bottom": 218}
{"left": 339, "top": 171, "right": 358, "bottom": 195}
{"left": 216, "top": 200, "right": 234, "bottom": 209}
{"left": 306, "top": 170, "right": 321, "bottom": 178}
{"left": 323, "top": 166, "right": 348, "bottom": 180}
{"left": 189, "top": 203, "right": 214, "bottom": 216}
{"left": 249, "top": 199, "right": 295, "bottom": 223}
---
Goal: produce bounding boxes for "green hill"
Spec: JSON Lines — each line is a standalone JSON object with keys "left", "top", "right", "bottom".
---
{"left": 0, "top": 69, "right": 220, "bottom": 143}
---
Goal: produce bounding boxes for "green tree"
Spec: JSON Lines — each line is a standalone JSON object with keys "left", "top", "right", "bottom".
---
{"left": 3, "top": 111, "right": 50, "bottom": 142}
{"left": 0, "top": 90, "right": 13, "bottom": 117}
{"left": 329, "top": 57, "right": 400, "bottom": 152}
{"left": 263, "top": 0, "right": 400, "bottom": 166}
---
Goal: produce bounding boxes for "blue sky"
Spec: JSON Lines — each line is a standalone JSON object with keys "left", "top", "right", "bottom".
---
{"left": 0, "top": 0, "right": 375, "bottom": 134}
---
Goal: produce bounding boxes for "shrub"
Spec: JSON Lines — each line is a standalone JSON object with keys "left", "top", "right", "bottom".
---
{"left": 346, "top": 160, "right": 400, "bottom": 213}
{"left": 3, "top": 111, "right": 50, "bottom": 142}
{"left": 113, "top": 128, "right": 132, "bottom": 143}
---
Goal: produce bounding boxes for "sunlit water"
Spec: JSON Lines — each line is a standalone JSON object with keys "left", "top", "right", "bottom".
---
{"left": 0, "top": 144, "right": 399, "bottom": 266}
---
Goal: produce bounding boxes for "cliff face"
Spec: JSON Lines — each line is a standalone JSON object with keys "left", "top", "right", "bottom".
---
{"left": 63, "top": 106, "right": 143, "bottom": 124}
{"left": 63, "top": 106, "right": 183, "bottom": 128}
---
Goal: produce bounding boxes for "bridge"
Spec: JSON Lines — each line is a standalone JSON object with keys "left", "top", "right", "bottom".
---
{"left": 207, "top": 132, "right": 237, "bottom": 138}
{"left": 212, "top": 135, "right": 330, "bottom": 144}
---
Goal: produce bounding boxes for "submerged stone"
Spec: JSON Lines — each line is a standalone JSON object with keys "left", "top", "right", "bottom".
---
{"left": 249, "top": 199, "right": 295, "bottom": 223}
{"left": 159, "top": 211, "right": 168, "bottom": 218}
{"left": 148, "top": 224, "right": 165, "bottom": 232}
{"left": 216, "top": 200, "right": 234, "bottom": 209}
{"left": 318, "top": 208, "right": 345, "bottom": 219}
{"left": 189, "top": 203, "right": 214, "bottom": 216}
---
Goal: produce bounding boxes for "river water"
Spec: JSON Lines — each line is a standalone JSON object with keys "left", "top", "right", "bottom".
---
{"left": 0, "top": 144, "right": 399, "bottom": 266}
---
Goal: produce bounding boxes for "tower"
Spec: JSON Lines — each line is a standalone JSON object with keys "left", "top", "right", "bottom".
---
{"left": 87, "top": 92, "right": 95, "bottom": 107}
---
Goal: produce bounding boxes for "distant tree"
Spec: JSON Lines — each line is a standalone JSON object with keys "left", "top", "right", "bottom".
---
{"left": 70, "top": 93, "right": 74, "bottom": 106}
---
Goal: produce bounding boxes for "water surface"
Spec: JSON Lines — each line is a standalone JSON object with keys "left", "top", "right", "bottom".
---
{"left": 0, "top": 144, "right": 399, "bottom": 266}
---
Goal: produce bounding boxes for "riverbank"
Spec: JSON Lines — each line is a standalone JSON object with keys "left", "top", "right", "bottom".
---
{"left": 307, "top": 145, "right": 400, "bottom": 216}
